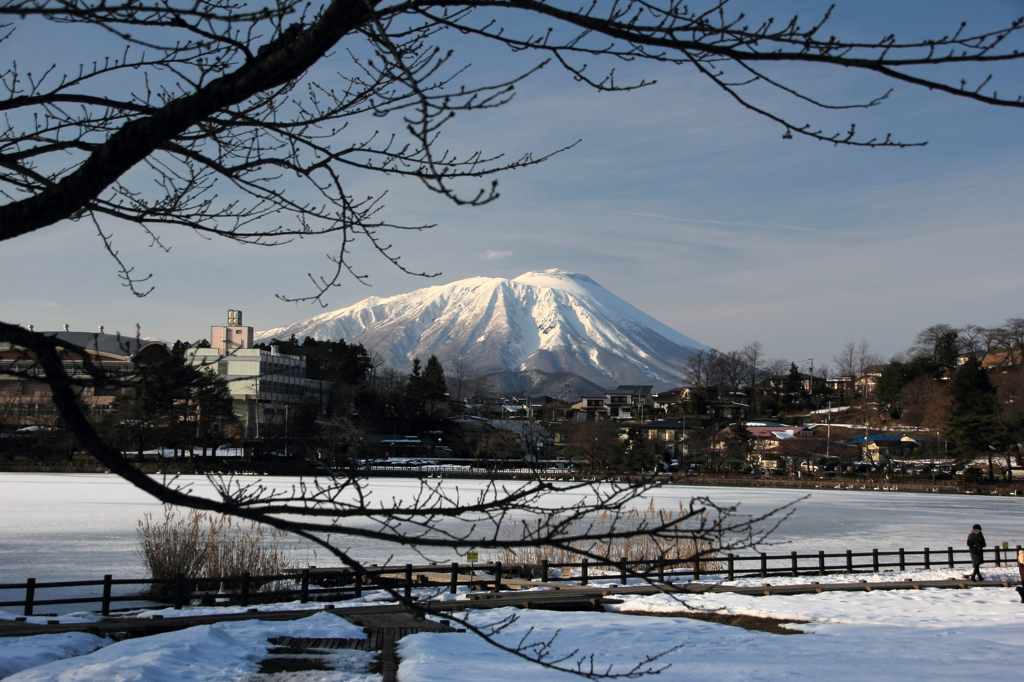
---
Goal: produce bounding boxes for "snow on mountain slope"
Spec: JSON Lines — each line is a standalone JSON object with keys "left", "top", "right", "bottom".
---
{"left": 257, "top": 270, "right": 706, "bottom": 390}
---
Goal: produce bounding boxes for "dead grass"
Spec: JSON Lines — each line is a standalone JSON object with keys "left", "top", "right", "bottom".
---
{"left": 137, "top": 505, "right": 291, "bottom": 597}
{"left": 489, "top": 500, "right": 721, "bottom": 572}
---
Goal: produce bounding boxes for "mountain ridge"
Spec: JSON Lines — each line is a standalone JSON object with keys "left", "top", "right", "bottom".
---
{"left": 257, "top": 269, "right": 705, "bottom": 391}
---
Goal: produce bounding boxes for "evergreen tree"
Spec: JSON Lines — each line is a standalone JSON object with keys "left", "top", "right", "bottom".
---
{"left": 726, "top": 419, "right": 756, "bottom": 470}
{"left": 624, "top": 427, "right": 659, "bottom": 473}
{"left": 876, "top": 356, "right": 944, "bottom": 420}
{"left": 946, "top": 356, "right": 1002, "bottom": 474}
{"left": 684, "top": 387, "right": 709, "bottom": 420}
{"left": 784, "top": 363, "right": 802, "bottom": 394}
{"left": 875, "top": 360, "right": 908, "bottom": 419}
{"left": 406, "top": 358, "right": 425, "bottom": 403}
{"left": 137, "top": 353, "right": 237, "bottom": 455}
{"left": 935, "top": 330, "right": 962, "bottom": 371}
{"left": 422, "top": 356, "right": 448, "bottom": 402}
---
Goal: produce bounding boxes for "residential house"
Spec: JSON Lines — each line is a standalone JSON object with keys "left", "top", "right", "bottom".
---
{"left": 572, "top": 389, "right": 635, "bottom": 420}
{"left": 652, "top": 388, "right": 686, "bottom": 414}
{"left": 713, "top": 421, "right": 808, "bottom": 470}
{"left": 855, "top": 365, "right": 886, "bottom": 398}
{"left": 616, "top": 385, "right": 655, "bottom": 419}
{"left": 850, "top": 434, "right": 921, "bottom": 465}
{"left": 619, "top": 417, "right": 698, "bottom": 459}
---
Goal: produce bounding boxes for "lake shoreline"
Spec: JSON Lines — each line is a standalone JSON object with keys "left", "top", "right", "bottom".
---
{"left": 2, "top": 461, "right": 1021, "bottom": 496}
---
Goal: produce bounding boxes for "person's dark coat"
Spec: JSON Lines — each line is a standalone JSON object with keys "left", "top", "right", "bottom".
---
{"left": 967, "top": 531, "right": 986, "bottom": 564}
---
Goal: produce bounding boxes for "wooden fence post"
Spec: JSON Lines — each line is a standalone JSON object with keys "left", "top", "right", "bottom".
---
{"left": 791, "top": 551, "right": 798, "bottom": 577}
{"left": 300, "top": 569, "right": 310, "bottom": 604}
{"left": 581, "top": 558, "right": 589, "bottom": 586}
{"left": 450, "top": 562, "right": 458, "bottom": 595}
{"left": 541, "top": 559, "right": 549, "bottom": 582}
{"left": 727, "top": 554, "right": 734, "bottom": 581}
{"left": 759, "top": 553, "right": 767, "bottom": 579}
{"left": 872, "top": 548, "right": 879, "bottom": 573}
{"left": 924, "top": 547, "right": 930, "bottom": 570}
{"left": 356, "top": 569, "right": 363, "bottom": 598}
{"left": 658, "top": 559, "right": 665, "bottom": 583}
{"left": 494, "top": 562, "right": 502, "bottom": 592}
{"left": 174, "top": 573, "right": 185, "bottom": 610}
{"left": 898, "top": 548, "right": 905, "bottom": 572}
{"left": 24, "top": 578, "right": 35, "bottom": 617}
{"left": 242, "top": 571, "right": 251, "bottom": 607}
{"left": 947, "top": 546, "right": 954, "bottom": 569}
{"left": 101, "top": 575, "right": 112, "bottom": 617}
{"left": 994, "top": 546, "right": 1001, "bottom": 567}
{"left": 404, "top": 564, "right": 413, "bottom": 601}
{"left": 846, "top": 549, "right": 853, "bottom": 573}
{"left": 620, "top": 557, "right": 628, "bottom": 585}
{"left": 693, "top": 553, "right": 701, "bottom": 581}
{"left": 818, "top": 550, "right": 825, "bottom": 576}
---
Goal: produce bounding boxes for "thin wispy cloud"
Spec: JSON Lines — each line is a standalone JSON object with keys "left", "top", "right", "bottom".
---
{"left": 614, "top": 212, "right": 879, "bottom": 238}
{"left": 481, "top": 250, "right": 513, "bottom": 261}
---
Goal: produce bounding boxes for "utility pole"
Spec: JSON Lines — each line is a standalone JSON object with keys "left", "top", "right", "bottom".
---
{"left": 826, "top": 401, "right": 831, "bottom": 459}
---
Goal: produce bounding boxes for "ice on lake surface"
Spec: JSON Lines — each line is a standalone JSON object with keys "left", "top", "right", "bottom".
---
{"left": 2, "top": 472, "right": 1022, "bottom": 585}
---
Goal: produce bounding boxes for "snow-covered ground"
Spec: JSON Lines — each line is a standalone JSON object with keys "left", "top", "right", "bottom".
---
{"left": 0, "top": 612, "right": 373, "bottom": 681}
{"left": 3, "top": 565, "right": 1024, "bottom": 681}
{"left": 3, "top": 472, "right": 1023, "bottom": 679}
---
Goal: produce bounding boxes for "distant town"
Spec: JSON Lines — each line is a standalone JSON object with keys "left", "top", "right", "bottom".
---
{"left": 1, "top": 310, "right": 1022, "bottom": 489}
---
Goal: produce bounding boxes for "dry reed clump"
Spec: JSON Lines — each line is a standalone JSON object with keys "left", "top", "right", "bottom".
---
{"left": 137, "top": 505, "right": 291, "bottom": 597}
{"left": 490, "top": 500, "right": 720, "bottom": 573}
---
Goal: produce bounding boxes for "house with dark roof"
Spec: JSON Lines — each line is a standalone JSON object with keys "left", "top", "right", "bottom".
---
{"left": 617, "top": 417, "right": 698, "bottom": 459}
{"left": 572, "top": 389, "right": 636, "bottom": 420}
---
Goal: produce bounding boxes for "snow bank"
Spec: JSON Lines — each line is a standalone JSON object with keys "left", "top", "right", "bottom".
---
{"left": 3, "top": 612, "right": 369, "bottom": 682}
{"left": 0, "top": 632, "right": 109, "bottom": 679}
{"left": 402, "top": 581, "right": 1024, "bottom": 682}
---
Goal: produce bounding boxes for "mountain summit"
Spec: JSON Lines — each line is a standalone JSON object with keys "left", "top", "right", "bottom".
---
{"left": 257, "top": 269, "right": 705, "bottom": 390}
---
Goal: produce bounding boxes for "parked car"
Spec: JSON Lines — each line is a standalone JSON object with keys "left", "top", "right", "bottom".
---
{"left": 957, "top": 466, "right": 986, "bottom": 481}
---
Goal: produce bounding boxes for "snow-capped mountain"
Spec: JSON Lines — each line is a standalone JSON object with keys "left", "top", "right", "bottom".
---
{"left": 257, "top": 270, "right": 706, "bottom": 391}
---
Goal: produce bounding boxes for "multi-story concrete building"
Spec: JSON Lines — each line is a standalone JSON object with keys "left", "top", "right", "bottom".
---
{"left": 0, "top": 327, "right": 169, "bottom": 425}
{"left": 186, "top": 311, "right": 329, "bottom": 437}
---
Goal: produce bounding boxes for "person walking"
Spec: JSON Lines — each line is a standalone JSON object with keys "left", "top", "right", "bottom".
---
{"left": 967, "top": 524, "right": 986, "bottom": 582}
{"left": 1016, "top": 546, "right": 1024, "bottom": 603}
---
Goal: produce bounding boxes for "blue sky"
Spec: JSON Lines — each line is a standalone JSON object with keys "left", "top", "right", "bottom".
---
{"left": 2, "top": 0, "right": 1023, "bottom": 374}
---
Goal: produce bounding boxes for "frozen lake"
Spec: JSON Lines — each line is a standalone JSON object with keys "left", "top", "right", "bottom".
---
{"left": 2, "top": 472, "right": 1022, "bottom": 587}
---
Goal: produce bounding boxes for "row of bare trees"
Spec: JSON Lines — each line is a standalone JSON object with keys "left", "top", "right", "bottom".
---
{"left": 907, "top": 320, "right": 1024, "bottom": 370}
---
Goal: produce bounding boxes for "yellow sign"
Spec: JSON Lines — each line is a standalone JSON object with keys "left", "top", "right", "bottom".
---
{"left": 466, "top": 550, "right": 479, "bottom": 562}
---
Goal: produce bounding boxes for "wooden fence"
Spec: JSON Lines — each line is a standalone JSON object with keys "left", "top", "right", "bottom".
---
{"left": 2, "top": 544, "right": 1020, "bottom": 618}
